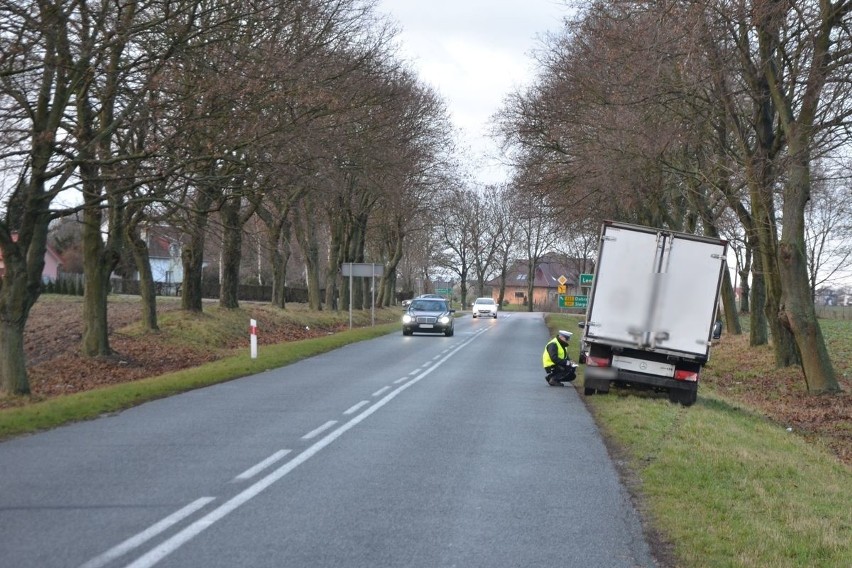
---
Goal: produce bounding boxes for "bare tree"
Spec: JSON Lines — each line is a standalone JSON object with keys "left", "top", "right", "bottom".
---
{"left": 0, "top": 0, "right": 202, "bottom": 393}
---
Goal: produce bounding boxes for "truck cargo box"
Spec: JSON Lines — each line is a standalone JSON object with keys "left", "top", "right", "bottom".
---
{"left": 580, "top": 221, "right": 728, "bottom": 406}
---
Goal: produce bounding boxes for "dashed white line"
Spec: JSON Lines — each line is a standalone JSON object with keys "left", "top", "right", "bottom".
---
{"left": 372, "top": 386, "right": 391, "bottom": 397}
{"left": 344, "top": 400, "right": 370, "bottom": 415}
{"left": 301, "top": 420, "right": 337, "bottom": 440}
{"left": 393, "top": 376, "right": 410, "bottom": 384}
{"left": 233, "top": 450, "right": 292, "bottom": 481}
{"left": 78, "top": 497, "right": 214, "bottom": 568}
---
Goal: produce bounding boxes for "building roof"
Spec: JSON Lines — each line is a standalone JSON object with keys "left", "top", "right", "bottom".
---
{"left": 487, "top": 254, "right": 585, "bottom": 288}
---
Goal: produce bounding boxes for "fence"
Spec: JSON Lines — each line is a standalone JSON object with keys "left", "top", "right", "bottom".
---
{"left": 49, "top": 274, "right": 315, "bottom": 304}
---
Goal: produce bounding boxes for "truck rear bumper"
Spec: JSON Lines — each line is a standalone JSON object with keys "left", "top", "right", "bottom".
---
{"left": 584, "top": 366, "right": 697, "bottom": 393}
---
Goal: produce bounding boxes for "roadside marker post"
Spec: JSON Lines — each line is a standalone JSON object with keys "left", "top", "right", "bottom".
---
{"left": 250, "top": 319, "right": 258, "bottom": 359}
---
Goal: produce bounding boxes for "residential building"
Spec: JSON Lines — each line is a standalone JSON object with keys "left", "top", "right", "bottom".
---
{"left": 486, "top": 253, "right": 590, "bottom": 310}
{"left": 0, "top": 233, "right": 63, "bottom": 282}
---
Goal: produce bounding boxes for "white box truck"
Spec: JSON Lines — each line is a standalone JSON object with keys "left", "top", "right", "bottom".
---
{"left": 579, "top": 221, "right": 728, "bottom": 406}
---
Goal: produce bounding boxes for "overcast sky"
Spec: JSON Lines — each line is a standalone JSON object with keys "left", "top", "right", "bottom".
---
{"left": 374, "top": 0, "right": 573, "bottom": 185}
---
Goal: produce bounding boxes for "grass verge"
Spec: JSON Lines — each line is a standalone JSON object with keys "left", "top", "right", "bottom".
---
{"left": 545, "top": 313, "right": 852, "bottom": 567}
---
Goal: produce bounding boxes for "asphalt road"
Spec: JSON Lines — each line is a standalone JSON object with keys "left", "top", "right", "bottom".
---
{"left": 0, "top": 311, "right": 655, "bottom": 568}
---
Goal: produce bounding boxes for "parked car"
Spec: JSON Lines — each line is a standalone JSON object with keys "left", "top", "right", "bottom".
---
{"left": 471, "top": 297, "right": 498, "bottom": 318}
{"left": 402, "top": 298, "right": 455, "bottom": 336}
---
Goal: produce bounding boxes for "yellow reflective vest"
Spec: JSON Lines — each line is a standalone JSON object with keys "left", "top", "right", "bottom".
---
{"left": 542, "top": 337, "right": 566, "bottom": 368}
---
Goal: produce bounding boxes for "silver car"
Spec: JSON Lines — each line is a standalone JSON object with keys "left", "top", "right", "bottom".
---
{"left": 471, "top": 297, "right": 498, "bottom": 318}
{"left": 402, "top": 299, "right": 455, "bottom": 336}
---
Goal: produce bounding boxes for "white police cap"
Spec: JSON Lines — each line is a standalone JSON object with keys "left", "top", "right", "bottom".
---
{"left": 558, "top": 330, "right": 573, "bottom": 340}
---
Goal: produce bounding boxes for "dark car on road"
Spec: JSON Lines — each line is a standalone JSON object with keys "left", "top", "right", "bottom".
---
{"left": 402, "top": 298, "right": 455, "bottom": 336}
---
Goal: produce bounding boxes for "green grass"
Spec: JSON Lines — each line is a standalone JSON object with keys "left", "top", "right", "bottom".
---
{"left": 545, "top": 313, "right": 852, "bottom": 567}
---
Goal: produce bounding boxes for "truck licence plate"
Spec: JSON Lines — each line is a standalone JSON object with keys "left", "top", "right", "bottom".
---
{"left": 612, "top": 355, "right": 675, "bottom": 377}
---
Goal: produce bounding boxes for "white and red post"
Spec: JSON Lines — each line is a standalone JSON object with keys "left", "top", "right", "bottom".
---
{"left": 250, "top": 318, "right": 258, "bottom": 359}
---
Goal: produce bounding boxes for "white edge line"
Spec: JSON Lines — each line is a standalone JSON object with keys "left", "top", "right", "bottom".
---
{"left": 120, "top": 331, "right": 485, "bottom": 568}
{"left": 77, "top": 497, "right": 215, "bottom": 568}
{"left": 344, "top": 400, "right": 370, "bottom": 415}
{"left": 301, "top": 420, "right": 337, "bottom": 440}
{"left": 233, "top": 450, "right": 291, "bottom": 481}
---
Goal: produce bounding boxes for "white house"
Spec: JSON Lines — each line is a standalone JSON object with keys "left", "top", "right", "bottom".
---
{"left": 139, "top": 226, "right": 185, "bottom": 285}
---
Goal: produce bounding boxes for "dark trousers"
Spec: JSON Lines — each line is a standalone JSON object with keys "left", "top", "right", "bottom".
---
{"left": 545, "top": 365, "right": 576, "bottom": 383}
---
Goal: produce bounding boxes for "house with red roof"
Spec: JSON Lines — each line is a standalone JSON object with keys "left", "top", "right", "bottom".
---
{"left": 486, "top": 253, "right": 592, "bottom": 310}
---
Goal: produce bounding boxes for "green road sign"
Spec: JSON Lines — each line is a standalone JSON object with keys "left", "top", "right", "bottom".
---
{"left": 435, "top": 288, "right": 451, "bottom": 294}
{"left": 559, "top": 295, "right": 589, "bottom": 308}
{"left": 579, "top": 273, "right": 594, "bottom": 286}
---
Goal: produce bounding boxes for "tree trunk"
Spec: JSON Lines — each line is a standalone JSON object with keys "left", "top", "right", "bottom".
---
{"left": 0, "top": 317, "right": 29, "bottom": 395}
{"left": 80, "top": 182, "right": 116, "bottom": 357}
{"left": 0, "top": 234, "right": 44, "bottom": 395}
{"left": 293, "top": 204, "right": 322, "bottom": 310}
{"left": 777, "top": 156, "right": 839, "bottom": 393}
{"left": 127, "top": 227, "right": 159, "bottom": 331}
{"left": 749, "top": 265, "right": 768, "bottom": 347}
{"left": 324, "top": 216, "right": 344, "bottom": 311}
{"left": 219, "top": 196, "right": 242, "bottom": 309}
{"left": 269, "top": 217, "right": 291, "bottom": 309}
{"left": 181, "top": 190, "right": 213, "bottom": 313}
{"left": 738, "top": 252, "right": 751, "bottom": 314}
{"left": 749, "top": 171, "right": 798, "bottom": 365}
{"left": 719, "top": 266, "right": 742, "bottom": 336}
{"left": 380, "top": 228, "right": 404, "bottom": 307}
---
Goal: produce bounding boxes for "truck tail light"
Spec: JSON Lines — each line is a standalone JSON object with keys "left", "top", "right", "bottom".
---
{"left": 587, "top": 356, "right": 611, "bottom": 367}
{"left": 674, "top": 369, "right": 699, "bottom": 382}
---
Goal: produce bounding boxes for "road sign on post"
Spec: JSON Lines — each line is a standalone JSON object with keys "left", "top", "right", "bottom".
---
{"left": 341, "top": 263, "right": 385, "bottom": 329}
{"left": 579, "top": 273, "right": 594, "bottom": 286}
{"left": 559, "top": 295, "right": 589, "bottom": 309}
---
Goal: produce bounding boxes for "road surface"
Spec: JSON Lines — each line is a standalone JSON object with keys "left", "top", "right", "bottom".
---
{"left": 0, "top": 311, "right": 655, "bottom": 567}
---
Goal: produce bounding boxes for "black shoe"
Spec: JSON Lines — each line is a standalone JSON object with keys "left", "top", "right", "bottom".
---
{"left": 548, "top": 378, "right": 563, "bottom": 386}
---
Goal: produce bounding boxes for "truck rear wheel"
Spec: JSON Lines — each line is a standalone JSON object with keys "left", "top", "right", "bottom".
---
{"left": 668, "top": 388, "right": 697, "bottom": 406}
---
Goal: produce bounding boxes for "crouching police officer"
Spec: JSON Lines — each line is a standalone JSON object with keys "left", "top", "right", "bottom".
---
{"left": 542, "top": 330, "right": 577, "bottom": 386}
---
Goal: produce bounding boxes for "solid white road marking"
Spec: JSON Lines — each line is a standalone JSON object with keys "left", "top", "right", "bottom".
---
{"left": 301, "top": 420, "right": 338, "bottom": 440}
{"left": 78, "top": 497, "right": 214, "bottom": 568}
{"left": 233, "top": 450, "right": 292, "bottom": 481}
{"left": 113, "top": 329, "right": 488, "bottom": 568}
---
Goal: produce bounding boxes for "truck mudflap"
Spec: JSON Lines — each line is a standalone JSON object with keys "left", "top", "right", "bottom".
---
{"left": 583, "top": 366, "right": 698, "bottom": 406}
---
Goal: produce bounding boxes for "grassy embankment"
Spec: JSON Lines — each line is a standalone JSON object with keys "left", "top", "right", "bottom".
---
{"left": 546, "top": 313, "right": 851, "bottom": 568}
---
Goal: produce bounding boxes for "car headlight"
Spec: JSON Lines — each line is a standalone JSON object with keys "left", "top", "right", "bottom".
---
{"left": 402, "top": 314, "right": 413, "bottom": 323}
{"left": 439, "top": 315, "right": 450, "bottom": 324}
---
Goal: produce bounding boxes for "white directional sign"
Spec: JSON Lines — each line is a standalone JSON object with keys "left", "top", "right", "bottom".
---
{"left": 341, "top": 263, "right": 384, "bottom": 277}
